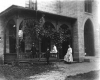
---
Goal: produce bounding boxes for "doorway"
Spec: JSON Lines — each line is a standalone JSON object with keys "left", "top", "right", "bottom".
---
{"left": 59, "top": 24, "right": 72, "bottom": 59}
{"left": 41, "top": 36, "right": 51, "bottom": 52}
{"left": 84, "top": 19, "right": 95, "bottom": 56}
{"left": 8, "top": 20, "right": 16, "bottom": 53}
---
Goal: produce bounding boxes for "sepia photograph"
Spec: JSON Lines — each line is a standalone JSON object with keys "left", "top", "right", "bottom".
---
{"left": 0, "top": 0, "right": 100, "bottom": 80}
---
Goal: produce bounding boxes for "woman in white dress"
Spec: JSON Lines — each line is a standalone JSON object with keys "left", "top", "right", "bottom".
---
{"left": 64, "top": 45, "right": 73, "bottom": 63}
{"left": 50, "top": 45, "right": 58, "bottom": 57}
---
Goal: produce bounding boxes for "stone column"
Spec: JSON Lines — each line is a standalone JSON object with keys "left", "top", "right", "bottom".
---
{"left": 78, "top": 22, "right": 85, "bottom": 62}
{"left": 0, "top": 18, "right": 6, "bottom": 64}
{"left": 73, "top": 20, "right": 80, "bottom": 62}
{"left": 16, "top": 17, "right": 23, "bottom": 59}
{"left": 77, "top": 16, "right": 85, "bottom": 62}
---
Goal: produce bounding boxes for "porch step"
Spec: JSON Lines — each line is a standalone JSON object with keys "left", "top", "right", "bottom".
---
{"left": 84, "top": 56, "right": 100, "bottom": 62}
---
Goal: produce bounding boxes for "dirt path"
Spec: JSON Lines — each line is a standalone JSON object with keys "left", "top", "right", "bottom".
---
{"left": 28, "top": 58, "right": 100, "bottom": 80}
{"left": 0, "top": 77, "right": 6, "bottom": 80}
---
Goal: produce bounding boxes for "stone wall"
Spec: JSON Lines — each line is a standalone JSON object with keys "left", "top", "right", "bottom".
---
{"left": 0, "top": 19, "right": 4, "bottom": 64}
{"left": 76, "top": 0, "right": 99, "bottom": 60}
{"left": 37, "top": 0, "right": 78, "bottom": 18}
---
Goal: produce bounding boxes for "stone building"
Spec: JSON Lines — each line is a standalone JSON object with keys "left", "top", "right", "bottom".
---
{"left": 0, "top": 0, "right": 99, "bottom": 64}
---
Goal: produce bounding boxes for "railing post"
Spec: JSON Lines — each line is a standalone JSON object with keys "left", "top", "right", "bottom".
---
{"left": 38, "top": 38, "right": 41, "bottom": 61}
{"left": 3, "top": 18, "right": 7, "bottom": 64}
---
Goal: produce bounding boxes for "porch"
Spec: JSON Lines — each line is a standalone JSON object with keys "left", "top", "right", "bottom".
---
{"left": 4, "top": 52, "right": 58, "bottom": 64}
{"left": 0, "top": 5, "right": 77, "bottom": 64}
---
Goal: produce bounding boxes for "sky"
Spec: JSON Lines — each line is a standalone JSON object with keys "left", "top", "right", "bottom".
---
{"left": 0, "top": 0, "right": 100, "bottom": 24}
{"left": 0, "top": 0, "right": 26, "bottom": 12}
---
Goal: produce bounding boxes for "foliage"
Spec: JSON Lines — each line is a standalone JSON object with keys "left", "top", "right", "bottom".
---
{"left": 21, "top": 16, "right": 71, "bottom": 48}
{"left": 59, "top": 27, "right": 71, "bottom": 42}
{"left": 23, "top": 19, "right": 38, "bottom": 41}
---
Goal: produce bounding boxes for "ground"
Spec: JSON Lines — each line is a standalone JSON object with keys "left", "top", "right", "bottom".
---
{"left": 0, "top": 56, "right": 100, "bottom": 80}
{"left": 65, "top": 70, "right": 100, "bottom": 80}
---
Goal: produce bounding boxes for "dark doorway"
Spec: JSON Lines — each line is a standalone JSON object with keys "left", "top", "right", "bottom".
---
{"left": 62, "top": 41, "right": 69, "bottom": 58}
{"left": 59, "top": 24, "right": 72, "bottom": 59}
{"left": 41, "top": 22, "right": 55, "bottom": 52}
{"left": 84, "top": 19, "right": 95, "bottom": 56}
{"left": 20, "top": 39, "right": 25, "bottom": 53}
{"left": 9, "top": 36, "right": 16, "bottom": 53}
{"left": 41, "top": 36, "right": 51, "bottom": 52}
{"left": 8, "top": 20, "right": 16, "bottom": 53}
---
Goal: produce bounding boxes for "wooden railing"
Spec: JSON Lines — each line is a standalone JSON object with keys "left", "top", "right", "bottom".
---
{"left": 4, "top": 53, "right": 17, "bottom": 64}
{"left": 4, "top": 52, "right": 58, "bottom": 64}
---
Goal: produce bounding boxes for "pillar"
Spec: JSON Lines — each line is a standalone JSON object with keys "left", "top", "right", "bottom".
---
{"left": 73, "top": 21, "right": 80, "bottom": 62}
{"left": 0, "top": 18, "right": 6, "bottom": 64}
{"left": 16, "top": 17, "right": 23, "bottom": 59}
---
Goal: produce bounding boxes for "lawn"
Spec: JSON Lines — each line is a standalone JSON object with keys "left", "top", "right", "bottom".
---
{"left": 0, "top": 62, "right": 57, "bottom": 80}
{"left": 0, "top": 62, "right": 99, "bottom": 80}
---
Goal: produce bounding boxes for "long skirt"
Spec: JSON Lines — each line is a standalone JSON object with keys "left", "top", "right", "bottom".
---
{"left": 64, "top": 53, "right": 73, "bottom": 62}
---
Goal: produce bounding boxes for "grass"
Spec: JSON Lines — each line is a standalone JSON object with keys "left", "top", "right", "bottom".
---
{"left": 65, "top": 70, "right": 100, "bottom": 80}
{"left": 0, "top": 62, "right": 57, "bottom": 80}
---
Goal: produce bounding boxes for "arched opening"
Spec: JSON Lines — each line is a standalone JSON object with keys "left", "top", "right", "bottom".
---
{"left": 41, "top": 22, "right": 55, "bottom": 53}
{"left": 84, "top": 19, "right": 95, "bottom": 56}
{"left": 19, "top": 19, "right": 38, "bottom": 53}
{"left": 59, "top": 24, "right": 72, "bottom": 59}
{"left": 6, "top": 19, "right": 16, "bottom": 53}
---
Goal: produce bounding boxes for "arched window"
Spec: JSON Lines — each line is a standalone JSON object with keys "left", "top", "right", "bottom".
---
{"left": 85, "top": 0, "right": 93, "bottom": 13}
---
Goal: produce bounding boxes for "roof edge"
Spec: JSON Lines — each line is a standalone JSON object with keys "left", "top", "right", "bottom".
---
{"left": 0, "top": 5, "right": 24, "bottom": 17}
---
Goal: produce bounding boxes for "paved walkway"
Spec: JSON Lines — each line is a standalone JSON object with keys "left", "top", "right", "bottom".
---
{"left": 28, "top": 56, "right": 100, "bottom": 80}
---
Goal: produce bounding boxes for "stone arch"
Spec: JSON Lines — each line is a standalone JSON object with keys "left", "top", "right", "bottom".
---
{"left": 19, "top": 18, "right": 35, "bottom": 30}
{"left": 18, "top": 18, "right": 37, "bottom": 53}
{"left": 6, "top": 19, "right": 16, "bottom": 53}
{"left": 84, "top": 18, "right": 95, "bottom": 56}
{"left": 43, "top": 21, "right": 55, "bottom": 30}
{"left": 19, "top": 21, "right": 23, "bottom": 30}
{"left": 59, "top": 24, "right": 72, "bottom": 59}
{"left": 59, "top": 24, "right": 72, "bottom": 42}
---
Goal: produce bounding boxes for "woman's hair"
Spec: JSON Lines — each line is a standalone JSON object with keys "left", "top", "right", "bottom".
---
{"left": 68, "top": 45, "right": 70, "bottom": 47}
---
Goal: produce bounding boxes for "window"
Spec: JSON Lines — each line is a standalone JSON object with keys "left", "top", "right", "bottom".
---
{"left": 25, "top": 0, "right": 37, "bottom": 10}
{"left": 85, "top": 0, "right": 92, "bottom": 13}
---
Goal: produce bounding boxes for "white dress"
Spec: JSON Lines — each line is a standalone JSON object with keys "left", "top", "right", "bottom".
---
{"left": 64, "top": 47, "right": 73, "bottom": 62}
{"left": 50, "top": 45, "right": 57, "bottom": 57}
{"left": 50, "top": 45, "right": 57, "bottom": 53}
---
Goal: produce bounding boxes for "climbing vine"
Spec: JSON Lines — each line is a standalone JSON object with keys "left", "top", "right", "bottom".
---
{"left": 19, "top": 16, "right": 71, "bottom": 49}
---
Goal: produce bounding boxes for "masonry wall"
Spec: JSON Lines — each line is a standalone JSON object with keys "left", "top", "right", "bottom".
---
{"left": 58, "top": 0, "right": 78, "bottom": 18}
{"left": 76, "top": 0, "right": 99, "bottom": 60}
{"left": 0, "top": 19, "right": 4, "bottom": 64}
{"left": 37, "top": 0, "right": 78, "bottom": 18}
{"left": 93, "top": 1, "right": 100, "bottom": 57}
